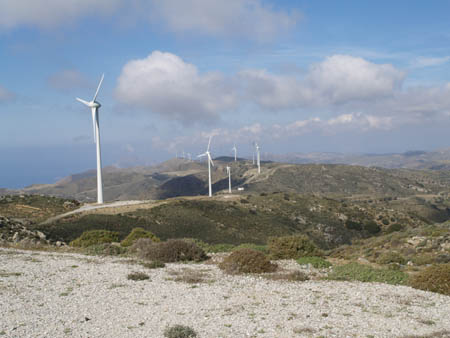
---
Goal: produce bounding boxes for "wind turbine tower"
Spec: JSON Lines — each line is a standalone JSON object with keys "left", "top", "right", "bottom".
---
{"left": 76, "top": 74, "right": 105, "bottom": 204}
{"left": 198, "top": 136, "right": 214, "bottom": 197}
{"left": 226, "top": 166, "right": 231, "bottom": 193}
{"left": 232, "top": 144, "right": 237, "bottom": 162}
{"left": 255, "top": 142, "right": 261, "bottom": 174}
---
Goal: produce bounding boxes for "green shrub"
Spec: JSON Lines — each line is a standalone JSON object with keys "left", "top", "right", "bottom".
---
{"left": 219, "top": 248, "right": 277, "bottom": 274}
{"left": 164, "top": 325, "right": 197, "bottom": 338}
{"left": 409, "top": 263, "right": 450, "bottom": 295}
{"left": 84, "top": 243, "right": 127, "bottom": 256}
{"left": 265, "top": 270, "right": 309, "bottom": 282}
{"left": 412, "top": 255, "right": 435, "bottom": 266}
{"left": 297, "top": 256, "right": 332, "bottom": 269}
{"left": 327, "top": 262, "right": 408, "bottom": 285}
{"left": 127, "top": 272, "right": 150, "bottom": 281}
{"left": 206, "top": 243, "right": 236, "bottom": 253}
{"left": 121, "top": 228, "right": 160, "bottom": 247}
{"left": 141, "top": 260, "right": 165, "bottom": 269}
{"left": 70, "top": 230, "right": 120, "bottom": 247}
{"left": 376, "top": 252, "right": 407, "bottom": 265}
{"left": 234, "top": 243, "right": 268, "bottom": 254}
{"left": 386, "top": 223, "right": 404, "bottom": 233}
{"left": 345, "top": 220, "right": 362, "bottom": 231}
{"left": 134, "top": 239, "right": 207, "bottom": 263}
{"left": 363, "top": 221, "right": 381, "bottom": 234}
{"left": 268, "top": 235, "right": 322, "bottom": 259}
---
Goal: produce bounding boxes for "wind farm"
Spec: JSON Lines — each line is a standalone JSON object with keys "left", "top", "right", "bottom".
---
{"left": 1, "top": 1, "right": 450, "bottom": 337}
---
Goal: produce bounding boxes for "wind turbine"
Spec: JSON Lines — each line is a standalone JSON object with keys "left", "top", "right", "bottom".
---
{"left": 226, "top": 166, "right": 231, "bottom": 193}
{"left": 76, "top": 74, "right": 105, "bottom": 204}
{"left": 198, "top": 136, "right": 214, "bottom": 197}
{"left": 232, "top": 144, "right": 237, "bottom": 162}
{"left": 255, "top": 142, "right": 261, "bottom": 174}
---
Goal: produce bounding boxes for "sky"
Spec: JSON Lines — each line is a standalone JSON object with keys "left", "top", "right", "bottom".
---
{"left": 1, "top": 0, "right": 450, "bottom": 188}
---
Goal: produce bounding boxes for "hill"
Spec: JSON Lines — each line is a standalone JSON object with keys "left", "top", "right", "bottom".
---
{"left": 7, "top": 159, "right": 450, "bottom": 202}
{"left": 267, "top": 148, "right": 450, "bottom": 170}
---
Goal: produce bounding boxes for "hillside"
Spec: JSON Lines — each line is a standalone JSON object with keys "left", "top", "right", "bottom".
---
{"left": 7, "top": 159, "right": 450, "bottom": 202}
{"left": 268, "top": 148, "right": 450, "bottom": 170}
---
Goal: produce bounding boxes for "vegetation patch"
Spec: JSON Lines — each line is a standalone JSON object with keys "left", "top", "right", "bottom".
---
{"left": 140, "top": 260, "right": 165, "bottom": 269}
{"left": 127, "top": 271, "right": 150, "bottom": 281}
{"left": 84, "top": 243, "right": 126, "bottom": 256}
{"left": 219, "top": 248, "right": 277, "bottom": 274}
{"left": 327, "top": 262, "right": 408, "bottom": 285}
{"left": 265, "top": 270, "right": 309, "bottom": 282}
{"left": 70, "top": 230, "right": 120, "bottom": 248}
{"left": 409, "top": 263, "right": 450, "bottom": 295}
{"left": 376, "top": 251, "right": 407, "bottom": 265}
{"left": 121, "top": 228, "right": 160, "bottom": 247}
{"left": 164, "top": 325, "right": 197, "bottom": 338}
{"left": 297, "top": 256, "right": 331, "bottom": 269}
{"left": 268, "top": 235, "right": 322, "bottom": 259}
{"left": 133, "top": 239, "right": 207, "bottom": 263}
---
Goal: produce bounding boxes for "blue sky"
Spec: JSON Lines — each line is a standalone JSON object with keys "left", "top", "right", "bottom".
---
{"left": 1, "top": 0, "right": 450, "bottom": 188}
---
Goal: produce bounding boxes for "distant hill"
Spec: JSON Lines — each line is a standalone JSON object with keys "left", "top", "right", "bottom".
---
{"left": 266, "top": 148, "right": 450, "bottom": 170}
{"left": 4, "top": 157, "right": 449, "bottom": 202}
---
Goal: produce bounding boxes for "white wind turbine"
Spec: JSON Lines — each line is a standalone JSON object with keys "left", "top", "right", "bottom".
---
{"left": 76, "top": 74, "right": 105, "bottom": 204}
{"left": 226, "top": 166, "right": 231, "bottom": 193}
{"left": 255, "top": 142, "right": 261, "bottom": 174}
{"left": 198, "top": 136, "right": 214, "bottom": 197}
{"left": 232, "top": 144, "right": 237, "bottom": 162}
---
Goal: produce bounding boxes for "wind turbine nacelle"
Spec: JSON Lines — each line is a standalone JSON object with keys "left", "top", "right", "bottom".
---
{"left": 91, "top": 101, "right": 101, "bottom": 108}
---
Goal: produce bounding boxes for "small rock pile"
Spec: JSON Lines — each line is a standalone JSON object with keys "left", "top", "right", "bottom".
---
{"left": 0, "top": 215, "right": 65, "bottom": 247}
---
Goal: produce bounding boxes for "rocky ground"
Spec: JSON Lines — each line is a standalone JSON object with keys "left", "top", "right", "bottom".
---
{"left": 1, "top": 248, "right": 449, "bottom": 338}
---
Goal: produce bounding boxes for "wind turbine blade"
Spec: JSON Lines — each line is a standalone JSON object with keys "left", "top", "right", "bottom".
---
{"left": 76, "top": 97, "right": 91, "bottom": 106}
{"left": 197, "top": 153, "right": 206, "bottom": 158}
{"left": 207, "top": 136, "right": 212, "bottom": 152}
{"left": 209, "top": 154, "right": 214, "bottom": 167}
{"left": 91, "top": 110, "right": 97, "bottom": 143}
{"left": 92, "top": 73, "right": 104, "bottom": 102}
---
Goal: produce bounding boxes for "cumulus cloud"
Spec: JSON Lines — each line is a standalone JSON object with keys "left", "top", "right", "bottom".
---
{"left": 149, "top": 0, "right": 300, "bottom": 42}
{"left": 0, "top": 0, "right": 124, "bottom": 28}
{"left": 240, "top": 55, "right": 405, "bottom": 110}
{"left": 48, "top": 69, "right": 91, "bottom": 92}
{"left": 115, "top": 51, "right": 237, "bottom": 124}
{"left": 0, "top": 84, "right": 15, "bottom": 102}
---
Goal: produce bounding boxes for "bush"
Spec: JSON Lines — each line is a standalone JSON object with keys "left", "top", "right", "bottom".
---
{"left": 84, "top": 243, "right": 127, "bottom": 256}
{"left": 127, "top": 272, "right": 150, "bottom": 281}
{"left": 141, "top": 260, "right": 165, "bottom": 269}
{"left": 268, "top": 235, "right": 322, "bottom": 259}
{"left": 164, "top": 325, "right": 197, "bottom": 338}
{"left": 234, "top": 243, "right": 268, "bottom": 254}
{"left": 297, "top": 256, "right": 332, "bottom": 269}
{"left": 409, "top": 263, "right": 450, "bottom": 295}
{"left": 121, "top": 228, "right": 160, "bottom": 247}
{"left": 386, "top": 223, "right": 404, "bottom": 233}
{"left": 133, "top": 239, "right": 207, "bottom": 263}
{"left": 363, "top": 221, "right": 381, "bottom": 234}
{"left": 327, "top": 262, "right": 408, "bottom": 285}
{"left": 376, "top": 252, "right": 407, "bottom": 265}
{"left": 265, "top": 270, "right": 309, "bottom": 282}
{"left": 70, "top": 230, "right": 120, "bottom": 247}
{"left": 345, "top": 220, "right": 362, "bottom": 231}
{"left": 219, "top": 248, "right": 277, "bottom": 274}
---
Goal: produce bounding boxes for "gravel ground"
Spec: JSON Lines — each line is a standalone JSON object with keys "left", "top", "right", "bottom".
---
{"left": 1, "top": 248, "right": 449, "bottom": 338}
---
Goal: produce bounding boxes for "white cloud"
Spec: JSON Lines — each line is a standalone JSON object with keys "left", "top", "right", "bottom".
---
{"left": 240, "top": 55, "right": 405, "bottom": 110}
{"left": 412, "top": 56, "right": 450, "bottom": 68}
{"left": 0, "top": 0, "right": 299, "bottom": 42}
{"left": 48, "top": 70, "right": 91, "bottom": 92}
{"left": 307, "top": 55, "right": 405, "bottom": 103}
{"left": 0, "top": 84, "right": 15, "bottom": 102}
{"left": 149, "top": 0, "right": 300, "bottom": 42}
{"left": 0, "top": 0, "right": 124, "bottom": 28}
{"left": 115, "top": 51, "right": 237, "bottom": 124}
